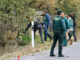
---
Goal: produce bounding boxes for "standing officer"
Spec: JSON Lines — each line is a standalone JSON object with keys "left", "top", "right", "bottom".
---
{"left": 71, "top": 13, "right": 77, "bottom": 42}
{"left": 43, "top": 10, "right": 53, "bottom": 41}
{"left": 50, "top": 10, "right": 67, "bottom": 57}
{"left": 24, "top": 16, "right": 44, "bottom": 43}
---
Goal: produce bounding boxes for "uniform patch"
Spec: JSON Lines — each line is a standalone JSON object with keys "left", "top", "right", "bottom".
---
{"left": 54, "top": 17, "right": 60, "bottom": 21}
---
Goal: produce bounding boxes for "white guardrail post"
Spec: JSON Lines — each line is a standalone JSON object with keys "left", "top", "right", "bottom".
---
{"left": 31, "top": 21, "right": 34, "bottom": 48}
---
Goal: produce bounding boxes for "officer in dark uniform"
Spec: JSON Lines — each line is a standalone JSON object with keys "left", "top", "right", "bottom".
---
{"left": 50, "top": 10, "right": 67, "bottom": 57}
{"left": 24, "top": 16, "right": 44, "bottom": 43}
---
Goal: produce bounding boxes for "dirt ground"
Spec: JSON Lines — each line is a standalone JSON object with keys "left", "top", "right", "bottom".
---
{"left": 0, "top": 40, "right": 52, "bottom": 60}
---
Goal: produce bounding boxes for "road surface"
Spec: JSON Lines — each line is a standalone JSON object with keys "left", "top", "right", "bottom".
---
{"left": 13, "top": 41, "right": 80, "bottom": 60}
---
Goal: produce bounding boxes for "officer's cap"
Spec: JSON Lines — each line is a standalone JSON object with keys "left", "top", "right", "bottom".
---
{"left": 57, "top": 10, "right": 63, "bottom": 15}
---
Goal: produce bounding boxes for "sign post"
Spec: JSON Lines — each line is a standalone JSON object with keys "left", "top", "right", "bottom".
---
{"left": 31, "top": 21, "right": 34, "bottom": 48}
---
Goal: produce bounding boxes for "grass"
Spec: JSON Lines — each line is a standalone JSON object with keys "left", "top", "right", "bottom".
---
{"left": 21, "top": 34, "right": 31, "bottom": 44}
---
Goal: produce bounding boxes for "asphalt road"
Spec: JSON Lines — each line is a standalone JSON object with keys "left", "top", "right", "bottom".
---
{"left": 13, "top": 41, "right": 80, "bottom": 60}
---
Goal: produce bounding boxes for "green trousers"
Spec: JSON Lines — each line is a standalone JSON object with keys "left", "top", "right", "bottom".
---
{"left": 50, "top": 30, "right": 64, "bottom": 55}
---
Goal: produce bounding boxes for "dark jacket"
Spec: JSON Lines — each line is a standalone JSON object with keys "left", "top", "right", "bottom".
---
{"left": 43, "top": 13, "right": 50, "bottom": 26}
{"left": 53, "top": 15, "right": 67, "bottom": 32}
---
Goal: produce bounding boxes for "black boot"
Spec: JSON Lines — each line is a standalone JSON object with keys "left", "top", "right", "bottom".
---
{"left": 41, "top": 41, "right": 44, "bottom": 43}
{"left": 58, "top": 54, "right": 64, "bottom": 57}
{"left": 50, "top": 37, "right": 53, "bottom": 41}
{"left": 50, "top": 54, "right": 56, "bottom": 57}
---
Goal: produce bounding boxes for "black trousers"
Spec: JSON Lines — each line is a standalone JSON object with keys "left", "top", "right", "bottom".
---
{"left": 25, "top": 22, "right": 44, "bottom": 43}
{"left": 44, "top": 24, "right": 52, "bottom": 41}
{"left": 73, "top": 27, "right": 77, "bottom": 41}
{"left": 34, "top": 26, "right": 44, "bottom": 43}
{"left": 68, "top": 29, "right": 77, "bottom": 41}
{"left": 68, "top": 30, "right": 73, "bottom": 40}
{"left": 50, "top": 31, "right": 64, "bottom": 55}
